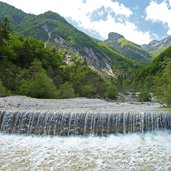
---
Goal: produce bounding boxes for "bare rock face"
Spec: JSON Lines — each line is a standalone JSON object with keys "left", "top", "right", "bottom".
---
{"left": 82, "top": 47, "right": 113, "bottom": 75}
{"left": 105, "top": 32, "right": 152, "bottom": 63}
{"left": 108, "top": 32, "right": 124, "bottom": 41}
{"left": 0, "top": 3, "right": 140, "bottom": 76}
{"left": 42, "top": 24, "right": 113, "bottom": 75}
{"left": 142, "top": 36, "right": 171, "bottom": 55}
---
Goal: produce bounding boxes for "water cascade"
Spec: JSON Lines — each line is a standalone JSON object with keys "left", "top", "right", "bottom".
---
{"left": 0, "top": 111, "right": 171, "bottom": 136}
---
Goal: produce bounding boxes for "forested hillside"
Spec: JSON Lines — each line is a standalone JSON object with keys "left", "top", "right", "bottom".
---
{"left": 118, "top": 45, "right": 171, "bottom": 106}
{"left": 0, "top": 2, "right": 171, "bottom": 106}
{"left": 0, "top": 19, "right": 118, "bottom": 99}
{"left": 142, "top": 36, "right": 171, "bottom": 57}
{"left": 0, "top": 2, "right": 141, "bottom": 75}
{"left": 104, "top": 32, "right": 152, "bottom": 63}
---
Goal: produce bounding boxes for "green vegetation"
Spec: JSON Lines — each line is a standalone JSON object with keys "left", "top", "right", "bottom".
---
{"left": 104, "top": 84, "right": 118, "bottom": 99}
{"left": 149, "top": 46, "right": 166, "bottom": 58}
{"left": 18, "top": 60, "right": 58, "bottom": 98}
{"left": 0, "top": 2, "right": 171, "bottom": 106}
{"left": 154, "top": 60, "right": 171, "bottom": 106}
{"left": 98, "top": 42, "right": 141, "bottom": 70}
{"left": 104, "top": 36, "right": 152, "bottom": 63}
{"left": 143, "top": 36, "right": 171, "bottom": 58}
{"left": 0, "top": 2, "right": 142, "bottom": 73}
{"left": 0, "top": 19, "right": 118, "bottom": 99}
{"left": 0, "top": 80, "right": 8, "bottom": 97}
{"left": 118, "top": 45, "right": 171, "bottom": 106}
{"left": 137, "top": 90, "right": 151, "bottom": 102}
{"left": 118, "top": 38, "right": 143, "bottom": 50}
{"left": 57, "top": 82, "right": 75, "bottom": 98}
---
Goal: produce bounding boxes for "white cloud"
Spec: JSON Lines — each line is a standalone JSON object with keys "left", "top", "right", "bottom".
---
{"left": 79, "top": 15, "right": 151, "bottom": 44}
{"left": 1, "top": 0, "right": 132, "bottom": 17}
{"left": 1, "top": 0, "right": 151, "bottom": 44}
{"left": 146, "top": 1, "right": 171, "bottom": 35}
{"left": 168, "top": 0, "right": 171, "bottom": 6}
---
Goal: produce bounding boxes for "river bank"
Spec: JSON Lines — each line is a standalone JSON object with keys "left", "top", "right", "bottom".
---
{"left": 0, "top": 95, "right": 168, "bottom": 112}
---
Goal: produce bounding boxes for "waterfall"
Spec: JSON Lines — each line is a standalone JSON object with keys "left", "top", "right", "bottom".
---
{"left": 0, "top": 111, "right": 171, "bottom": 136}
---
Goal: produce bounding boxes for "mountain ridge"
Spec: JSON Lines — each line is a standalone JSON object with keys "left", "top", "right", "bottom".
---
{"left": 141, "top": 35, "right": 171, "bottom": 57}
{"left": 0, "top": 1, "right": 141, "bottom": 75}
{"left": 104, "top": 32, "right": 152, "bottom": 63}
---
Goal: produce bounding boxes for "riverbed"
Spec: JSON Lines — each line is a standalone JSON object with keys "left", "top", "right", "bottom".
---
{"left": 0, "top": 96, "right": 170, "bottom": 113}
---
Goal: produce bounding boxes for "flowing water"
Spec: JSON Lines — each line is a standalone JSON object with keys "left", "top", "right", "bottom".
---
{"left": 0, "top": 132, "right": 171, "bottom": 171}
{"left": 0, "top": 97, "right": 171, "bottom": 170}
{"left": 0, "top": 111, "right": 171, "bottom": 136}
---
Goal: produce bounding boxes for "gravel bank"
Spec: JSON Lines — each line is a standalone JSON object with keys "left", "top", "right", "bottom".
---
{"left": 0, "top": 96, "right": 169, "bottom": 113}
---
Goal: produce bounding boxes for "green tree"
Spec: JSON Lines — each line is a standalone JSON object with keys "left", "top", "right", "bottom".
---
{"left": 154, "top": 60, "right": 171, "bottom": 106}
{"left": 138, "top": 90, "right": 151, "bottom": 102}
{"left": 0, "top": 80, "right": 7, "bottom": 97}
{"left": 57, "top": 82, "right": 75, "bottom": 98}
{"left": 19, "top": 60, "right": 57, "bottom": 98}
{"left": 0, "top": 18, "right": 11, "bottom": 45}
{"left": 82, "top": 85, "right": 96, "bottom": 97}
{"left": 104, "top": 84, "right": 118, "bottom": 99}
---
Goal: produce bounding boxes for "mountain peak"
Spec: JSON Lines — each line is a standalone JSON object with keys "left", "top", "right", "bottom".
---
{"left": 43, "top": 11, "right": 58, "bottom": 15}
{"left": 40, "top": 11, "right": 66, "bottom": 22}
{"left": 142, "top": 35, "right": 171, "bottom": 54}
{"left": 105, "top": 32, "right": 152, "bottom": 62}
{"left": 108, "top": 32, "right": 124, "bottom": 41}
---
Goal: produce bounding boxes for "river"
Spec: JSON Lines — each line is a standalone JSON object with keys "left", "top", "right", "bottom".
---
{"left": 0, "top": 132, "right": 171, "bottom": 171}
{"left": 0, "top": 96, "right": 171, "bottom": 170}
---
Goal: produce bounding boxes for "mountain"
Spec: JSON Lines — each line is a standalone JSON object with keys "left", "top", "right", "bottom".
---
{"left": 128, "top": 45, "right": 171, "bottom": 91}
{"left": 104, "top": 32, "right": 152, "bottom": 63}
{"left": 0, "top": 2, "right": 141, "bottom": 76}
{"left": 117, "top": 42, "right": 171, "bottom": 102}
{"left": 142, "top": 36, "right": 171, "bottom": 57}
{"left": 143, "top": 45, "right": 171, "bottom": 76}
{"left": 0, "top": 18, "right": 118, "bottom": 99}
{"left": 0, "top": 2, "right": 28, "bottom": 30}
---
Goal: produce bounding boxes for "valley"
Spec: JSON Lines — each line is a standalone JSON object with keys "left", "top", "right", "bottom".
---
{"left": 0, "top": 1, "right": 171, "bottom": 171}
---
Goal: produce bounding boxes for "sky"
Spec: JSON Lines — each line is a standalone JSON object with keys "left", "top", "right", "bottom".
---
{"left": 1, "top": 0, "right": 171, "bottom": 45}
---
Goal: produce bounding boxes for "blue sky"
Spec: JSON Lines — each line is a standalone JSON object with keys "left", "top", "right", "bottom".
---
{"left": 1, "top": 0, "right": 171, "bottom": 44}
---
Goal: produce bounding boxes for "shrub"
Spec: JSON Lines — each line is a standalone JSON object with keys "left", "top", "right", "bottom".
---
{"left": 0, "top": 80, "right": 7, "bottom": 97}
{"left": 82, "top": 85, "right": 96, "bottom": 97}
{"left": 138, "top": 90, "right": 151, "bottom": 102}
{"left": 104, "top": 85, "right": 118, "bottom": 99}
{"left": 57, "top": 82, "right": 75, "bottom": 98}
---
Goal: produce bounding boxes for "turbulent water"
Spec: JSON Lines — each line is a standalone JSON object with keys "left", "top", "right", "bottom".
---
{"left": 0, "top": 132, "right": 171, "bottom": 171}
{"left": 1, "top": 111, "right": 171, "bottom": 136}
{"left": 0, "top": 97, "right": 171, "bottom": 170}
{"left": 0, "top": 97, "right": 171, "bottom": 136}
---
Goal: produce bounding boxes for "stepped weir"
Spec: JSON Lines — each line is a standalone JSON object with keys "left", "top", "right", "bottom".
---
{"left": 0, "top": 111, "right": 171, "bottom": 136}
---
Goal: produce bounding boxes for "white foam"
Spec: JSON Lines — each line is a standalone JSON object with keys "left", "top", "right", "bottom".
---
{"left": 0, "top": 132, "right": 171, "bottom": 170}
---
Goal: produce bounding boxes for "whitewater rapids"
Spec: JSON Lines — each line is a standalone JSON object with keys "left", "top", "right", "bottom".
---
{"left": 0, "top": 132, "right": 171, "bottom": 171}
{"left": 0, "top": 96, "right": 171, "bottom": 170}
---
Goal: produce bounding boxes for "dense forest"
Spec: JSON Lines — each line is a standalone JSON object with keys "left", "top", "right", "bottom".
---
{"left": 0, "top": 19, "right": 118, "bottom": 99}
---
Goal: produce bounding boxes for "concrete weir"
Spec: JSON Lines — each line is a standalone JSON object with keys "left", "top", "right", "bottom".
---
{"left": 0, "top": 111, "right": 171, "bottom": 136}
{"left": 0, "top": 96, "right": 171, "bottom": 136}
